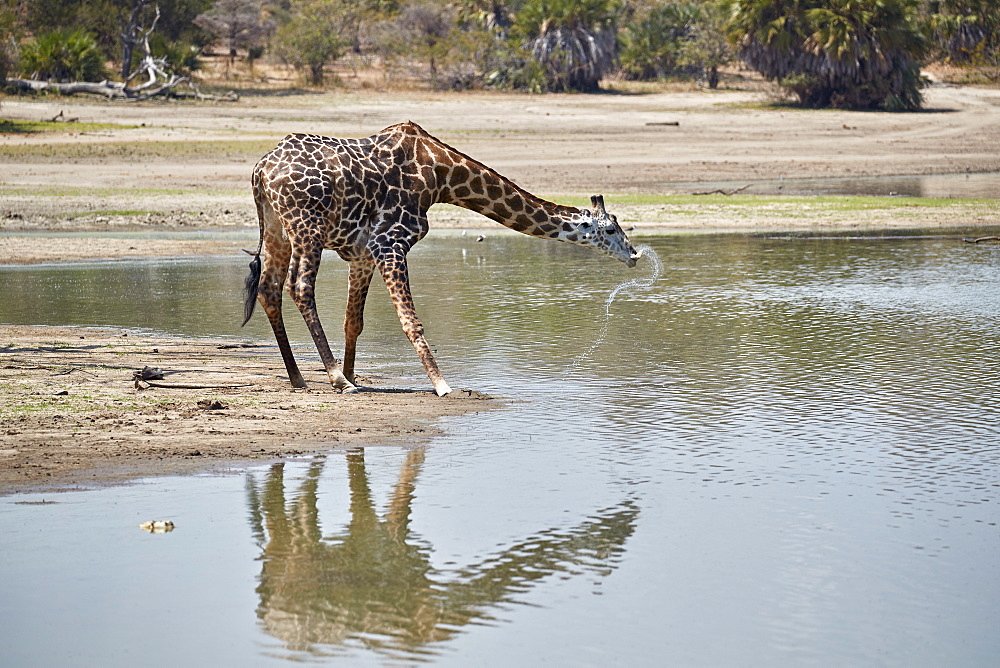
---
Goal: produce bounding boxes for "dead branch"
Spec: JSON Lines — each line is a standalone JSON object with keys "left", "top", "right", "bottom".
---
{"left": 135, "top": 380, "right": 253, "bottom": 390}
{"left": 963, "top": 236, "right": 1000, "bottom": 244}
{"left": 693, "top": 184, "right": 751, "bottom": 196}
{"left": 48, "top": 110, "right": 79, "bottom": 123}
{"left": 132, "top": 365, "right": 250, "bottom": 390}
{"left": 53, "top": 366, "right": 96, "bottom": 377}
{"left": 4, "top": 5, "right": 237, "bottom": 103}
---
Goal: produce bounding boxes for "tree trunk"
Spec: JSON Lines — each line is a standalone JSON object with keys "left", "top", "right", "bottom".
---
{"left": 310, "top": 63, "right": 324, "bottom": 86}
{"left": 120, "top": 0, "right": 151, "bottom": 82}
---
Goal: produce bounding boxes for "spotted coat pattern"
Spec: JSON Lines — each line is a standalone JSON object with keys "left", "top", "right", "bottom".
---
{"left": 244, "top": 121, "right": 639, "bottom": 396}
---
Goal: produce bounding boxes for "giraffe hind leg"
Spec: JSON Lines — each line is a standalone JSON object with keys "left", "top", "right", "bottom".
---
{"left": 256, "top": 240, "right": 308, "bottom": 388}
{"left": 287, "top": 239, "right": 358, "bottom": 393}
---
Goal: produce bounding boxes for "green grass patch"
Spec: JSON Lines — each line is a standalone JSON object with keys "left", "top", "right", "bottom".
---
{"left": 0, "top": 138, "right": 278, "bottom": 163}
{"left": 0, "top": 119, "right": 140, "bottom": 134}
{"left": 65, "top": 210, "right": 152, "bottom": 218}
{"left": 558, "top": 193, "right": 997, "bottom": 211}
{"left": 0, "top": 184, "right": 243, "bottom": 197}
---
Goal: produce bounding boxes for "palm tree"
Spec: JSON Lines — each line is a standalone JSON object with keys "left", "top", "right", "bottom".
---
{"left": 924, "top": 0, "right": 1000, "bottom": 65}
{"left": 725, "top": 0, "right": 927, "bottom": 110}
{"left": 515, "top": 0, "right": 621, "bottom": 91}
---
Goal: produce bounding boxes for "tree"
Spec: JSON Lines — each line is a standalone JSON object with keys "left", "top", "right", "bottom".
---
{"left": 681, "top": 1, "right": 733, "bottom": 88}
{"left": 194, "top": 0, "right": 274, "bottom": 68}
{"left": 120, "top": 0, "right": 155, "bottom": 81}
{"left": 459, "top": 0, "right": 516, "bottom": 39}
{"left": 398, "top": 2, "right": 454, "bottom": 81}
{"left": 515, "top": 0, "right": 622, "bottom": 91}
{"left": 273, "top": 0, "right": 348, "bottom": 85}
{"left": 726, "top": 0, "right": 928, "bottom": 110}
{"left": 924, "top": 0, "right": 1000, "bottom": 65}
{"left": 0, "top": 2, "right": 20, "bottom": 82}
{"left": 618, "top": 1, "right": 701, "bottom": 80}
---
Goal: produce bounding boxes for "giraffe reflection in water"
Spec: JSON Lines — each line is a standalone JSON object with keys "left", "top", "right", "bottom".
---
{"left": 246, "top": 449, "right": 638, "bottom": 657}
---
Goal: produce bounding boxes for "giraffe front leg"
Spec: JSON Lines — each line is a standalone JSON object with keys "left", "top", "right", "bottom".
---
{"left": 287, "top": 243, "right": 358, "bottom": 394}
{"left": 377, "top": 252, "right": 452, "bottom": 397}
{"left": 343, "top": 261, "right": 375, "bottom": 385}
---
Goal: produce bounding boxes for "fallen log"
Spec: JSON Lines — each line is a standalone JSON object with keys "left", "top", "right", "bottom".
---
{"left": 5, "top": 78, "right": 128, "bottom": 99}
{"left": 3, "top": 77, "right": 238, "bottom": 102}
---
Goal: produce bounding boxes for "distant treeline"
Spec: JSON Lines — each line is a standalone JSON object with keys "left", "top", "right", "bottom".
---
{"left": 1, "top": 0, "right": 998, "bottom": 109}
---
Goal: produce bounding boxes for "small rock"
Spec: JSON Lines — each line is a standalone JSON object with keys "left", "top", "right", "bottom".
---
{"left": 135, "top": 366, "right": 164, "bottom": 381}
{"left": 197, "top": 399, "right": 228, "bottom": 410}
{"left": 451, "top": 388, "right": 493, "bottom": 400}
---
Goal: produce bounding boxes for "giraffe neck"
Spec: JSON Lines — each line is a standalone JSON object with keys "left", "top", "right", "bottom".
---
{"left": 419, "top": 136, "right": 579, "bottom": 240}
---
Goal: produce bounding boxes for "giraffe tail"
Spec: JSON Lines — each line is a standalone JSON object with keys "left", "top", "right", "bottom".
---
{"left": 243, "top": 164, "right": 267, "bottom": 327}
{"left": 241, "top": 254, "right": 261, "bottom": 327}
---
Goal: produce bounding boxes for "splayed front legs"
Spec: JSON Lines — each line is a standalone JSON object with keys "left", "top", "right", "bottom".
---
{"left": 343, "top": 261, "right": 375, "bottom": 384}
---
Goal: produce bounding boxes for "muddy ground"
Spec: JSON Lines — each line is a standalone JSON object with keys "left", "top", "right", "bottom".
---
{"left": 1, "top": 83, "right": 999, "bottom": 494}
{"left": 0, "top": 326, "right": 494, "bottom": 494}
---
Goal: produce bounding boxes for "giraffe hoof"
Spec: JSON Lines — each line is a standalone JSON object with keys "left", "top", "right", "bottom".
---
{"left": 340, "top": 384, "right": 360, "bottom": 394}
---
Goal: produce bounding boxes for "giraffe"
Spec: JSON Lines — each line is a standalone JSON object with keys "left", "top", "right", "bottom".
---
{"left": 243, "top": 121, "right": 640, "bottom": 396}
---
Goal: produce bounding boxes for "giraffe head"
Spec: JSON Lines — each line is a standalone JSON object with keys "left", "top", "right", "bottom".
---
{"left": 566, "top": 195, "right": 640, "bottom": 267}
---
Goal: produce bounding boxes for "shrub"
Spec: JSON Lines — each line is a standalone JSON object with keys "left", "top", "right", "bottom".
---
{"left": 19, "top": 28, "right": 107, "bottom": 82}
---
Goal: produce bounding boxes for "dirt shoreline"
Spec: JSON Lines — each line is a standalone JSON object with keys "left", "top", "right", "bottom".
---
{"left": 0, "top": 325, "right": 497, "bottom": 495}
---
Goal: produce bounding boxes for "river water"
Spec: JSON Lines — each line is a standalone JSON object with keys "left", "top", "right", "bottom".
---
{"left": 2, "top": 231, "right": 999, "bottom": 665}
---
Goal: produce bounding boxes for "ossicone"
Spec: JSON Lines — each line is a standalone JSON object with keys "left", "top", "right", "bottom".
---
{"left": 590, "top": 194, "right": 607, "bottom": 217}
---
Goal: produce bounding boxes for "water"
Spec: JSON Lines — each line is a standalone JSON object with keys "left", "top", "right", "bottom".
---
{"left": 2, "top": 231, "right": 1000, "bottom": 665}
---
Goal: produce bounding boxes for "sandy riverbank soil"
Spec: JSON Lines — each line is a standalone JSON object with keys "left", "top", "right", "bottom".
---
{"left": 2, "top": 84, "right": 999, "bottom": 258}
{"left": 0, "top": 326, "right": 495, "bottom": 495}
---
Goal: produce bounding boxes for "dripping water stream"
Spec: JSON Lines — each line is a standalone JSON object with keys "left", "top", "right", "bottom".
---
{"left": 574, "top": 244, "right": 663, "bottom": 367}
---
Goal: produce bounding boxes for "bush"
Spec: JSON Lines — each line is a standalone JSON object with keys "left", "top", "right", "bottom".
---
{"left": 19, "top": 28, "right": 107, "bottom": 82}
{"left": 0, "top": 6, "right": 19, "bottom": 82}
{"left": 619, "top": 1, "right": 700, "bottom": 80}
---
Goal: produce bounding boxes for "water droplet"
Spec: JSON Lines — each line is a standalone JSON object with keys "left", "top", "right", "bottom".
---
{"left": 574, "top": 244, "right": 662, "bottom": 367}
